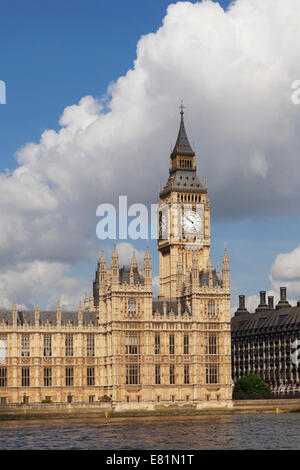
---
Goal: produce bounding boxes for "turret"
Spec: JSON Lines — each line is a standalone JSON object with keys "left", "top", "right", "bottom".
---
{"left": 34, "top": 301, "right": 40, "bottom": 327}
{"left": 111, "top": 244, "right": 119, "bottom": 287}
{"left": 144, "top": 246, "right": 152, "bottom": 288}
{"left": 89, "top": 295, "right": 95, "bottom": 312}
{"left": 56, "top": 299, "right": 62, "bottom": 326}
{"left": 130, "top": 251, "right": 137, "bottom": 285}
{"left": 215, "top": 265, "right": 220, "bottom": 282}
{"left": 139, "top": 264, "right": 143, "bottom": 279}
{"left": 99, "top": 249, "right": 106, "bottom": 283}
{"left": 207, "top": 257, "right": 213, "bottom": 287}
{"left": 222, "top": 247, "right": 230, "bottom": 289}
{"left": 106, "top": 265, "right": 111, "bottom": 286}
{"left": 12, "top": 301, "right": 18, "bottom": 327}
{"left": 78, "top": 300, "right": 83, "bottom": 326}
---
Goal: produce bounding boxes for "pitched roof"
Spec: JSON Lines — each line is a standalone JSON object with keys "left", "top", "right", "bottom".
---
{"left": 119, "top": 266, "right": 144, "bottom": 285}
{"left": 231, "top": 305, "right": 300, "bottom": 334}
{"left": 0, "top": 310, "right": 99, "bottom": 326}
{"left": 199, "top": 269, "right": 222, "bottom": 287}
{"left": 171, "top": 110, "right": 195, "bottom": 158}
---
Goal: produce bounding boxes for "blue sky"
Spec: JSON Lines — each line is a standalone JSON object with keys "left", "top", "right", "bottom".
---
{"left": 0, "top": 0, "right": 232, "bottom": 167}
{"left": 0, "top": 0, "right": 300, "bottom": 311}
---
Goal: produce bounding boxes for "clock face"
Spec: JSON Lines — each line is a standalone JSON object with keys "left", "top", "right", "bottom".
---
{"left": 181, "top": 210, "right": 202, "bottom": 233}
{"left": 159, "top": 213, "right": 167, "bottom": 235}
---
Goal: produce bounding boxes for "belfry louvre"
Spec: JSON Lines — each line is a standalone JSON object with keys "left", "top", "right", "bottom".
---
{"left": 0, "top": 109, "right": 232, "bottom": 409}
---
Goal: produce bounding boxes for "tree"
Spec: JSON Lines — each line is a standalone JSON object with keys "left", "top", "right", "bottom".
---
{"left": 100, "top": 395, "right": 112, "bottom": 402}
{"left": 233, "top": 374, "right": 271, "bottom": 397}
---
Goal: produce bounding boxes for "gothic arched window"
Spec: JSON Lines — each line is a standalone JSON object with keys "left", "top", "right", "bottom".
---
{"left": 128, "top": 299, "right": 136, "bottom": 316}
{"left": 208, "top": 300, "right": 215, "bottom": 317}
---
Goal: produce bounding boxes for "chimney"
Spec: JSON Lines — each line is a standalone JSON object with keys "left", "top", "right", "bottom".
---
{"left": 276, "top": 286, "right": 291, "bottom": 310}
{"left": 255, "top": 291, "right": 268, "bottom": 313}
{"left": 260, "top": 291, "right": 266, "bottom": 305}
{"left": 235, "top": 294, "right": 249, "bottom": 316}
{"left": 268, "top": 296, "right": 274, "bottom": 310}
{"left": 239, "top": 295, "right": 245, "bottom": 309}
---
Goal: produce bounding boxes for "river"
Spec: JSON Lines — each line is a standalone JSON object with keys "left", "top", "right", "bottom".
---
{"left": 0, "top": 414, "right": 299, "bottom": 450}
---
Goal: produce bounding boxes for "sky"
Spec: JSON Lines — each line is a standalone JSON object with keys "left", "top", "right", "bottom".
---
{"left": 0, "top": 0, "right": 300, "bottom": 313}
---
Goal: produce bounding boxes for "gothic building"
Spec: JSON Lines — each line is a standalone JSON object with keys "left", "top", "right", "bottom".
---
{"left": 0, "top": 108, "right": 232, "bottom": 408}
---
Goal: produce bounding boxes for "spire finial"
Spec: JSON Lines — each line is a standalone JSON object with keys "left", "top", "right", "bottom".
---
{"left": 207, "top": 256, "right": 213, "bottom": 270}
{"left": 180, "top": 100, "right": 185, "bottom": 115}
{"left": 131, "top": 249, "right": 138, "bottom": 269}
{"left": 99, "top": 248, "right": 105, "bottom": 264}
{"left": 112, "top": 244, "right": 118, "bottom": 257}
{"left": 145, "top": 245, "right": 151, "bottom": 260}
{"left": 34, "top": 299, "right": 40, "bottom": 314}
{"left": 223, "top": 243, "right": 229, "bottom": 263}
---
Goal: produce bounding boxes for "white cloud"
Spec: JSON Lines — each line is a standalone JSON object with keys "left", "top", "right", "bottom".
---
{"left": 271, "top": 245, "right": 300, "bottom": 281}
{"left": 0, "top": 261, "right": 89, "bottom": 311}
{"left": 1, "top": 0, "right": 300, "bottom": 307}
{"left": 249, "top": 151, "right": 268, "bottom": 178}
{"left": 152, "top": 275, "right": 160, "bottom": 299}
{"left": 103, "top": 242, "right": 146, "bottom": 267}
{"left": 231, "top": 290, "right": 277, "bottom": 316}
{"left": 270, "top": 245, "right": 300, "bottom": 300}
{"left": 232, "top": 242, "right": 300, "bottom": 315}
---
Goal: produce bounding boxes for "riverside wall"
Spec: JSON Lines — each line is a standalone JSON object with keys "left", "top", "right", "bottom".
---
{"left": 0, "top": 399, "right": 299, "bottom": 421}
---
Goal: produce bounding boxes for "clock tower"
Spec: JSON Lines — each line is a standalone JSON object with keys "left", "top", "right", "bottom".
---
{"left": 158, "top": 104, "right": 211, "bottom": 299}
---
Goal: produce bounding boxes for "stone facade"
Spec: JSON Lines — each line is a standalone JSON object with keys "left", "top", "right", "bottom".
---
{"left": 0, "top": 108, "right": 232, "bottom": 408}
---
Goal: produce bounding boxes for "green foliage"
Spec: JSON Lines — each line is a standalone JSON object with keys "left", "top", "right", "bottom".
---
{"left": 41, "top": 399, "right": 52, "bottom": 404}
{"left": 233, "top": 374, "right": 271, "bottom": 397}
{"left": 100, "top": 395, "right": 112, "bottom": 402}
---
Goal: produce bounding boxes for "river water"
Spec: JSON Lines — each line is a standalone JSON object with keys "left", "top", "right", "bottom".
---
{"left": 0, "top": 414, "right": 299, "bottom": 450}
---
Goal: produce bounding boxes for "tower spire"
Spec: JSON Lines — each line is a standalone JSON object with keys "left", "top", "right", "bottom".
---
{"left": 112, "top": 244, "right": 118, "bottom": 262}
{"left": 171, "top": 102, "right": 195, "bottom": 159}
{"left": 180, "top": 100, "right": 185, "bottom": 115}
{"left": 131, "top": 250, "right": 138, "bottom": 269}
